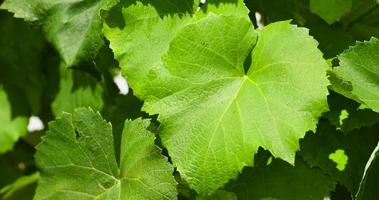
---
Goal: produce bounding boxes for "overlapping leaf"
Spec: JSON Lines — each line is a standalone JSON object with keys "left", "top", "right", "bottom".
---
{"left": 34, "top": 108, "right": 176, "bottom": 199}
{"left": 310, "top": 0, "right": 352, "bottom": 24}
{"left": 1, "top": 0, "right": 119, "bottom": 66}
{"left": 0, "top": 11, "right": 46, "bottom": 114}
{"left": 103, "top": 0, "right": 248, "bottom": 99}
{"left": 227, "top": 156, "right": 336, "bottom": 200}
{"left": 299, "top": 120, "right": 379, "bottom": 193}
{"left": 330, "top": 37, "right": 379, "bottom": 112}
{"left": 51, "top": 64, "right": 104, "bottom": 116}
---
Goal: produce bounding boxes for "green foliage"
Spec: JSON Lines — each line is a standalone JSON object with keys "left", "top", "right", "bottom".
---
{"left": 142, "top": 15, "right": 328, "bottom": 194}
{"left": 310, "top": 0, "right": 352, "bottom": 24}
{"left": 330, "top": 38, "right": 379, "bottom": 112}
{"left": 0, "top": 0, "right": 379, "bottom": 199}
{"left": 0, "top": 87, "right": 28, "bottom": 153}
{"left": 1, "top": 0, "right": 120, "bottom": 66}
{"left": 356, "top": 142, "right": 379, "bottom": 200}
{"left": 34, "top": 108, "right": 176, "bottom": 199}
{"left": 227, "top": 154, "right": 336, "bottom": 200}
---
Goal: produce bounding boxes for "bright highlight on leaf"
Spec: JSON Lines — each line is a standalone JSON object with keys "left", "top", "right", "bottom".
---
{"left": 338, "top": 109, "right": 349, "bottom": 128}
{"left": 0, "top": 86, "right": 28, "bottom": 154}
{"left": 310, "top": 0, "right": 352, "bottom": 24}
{"left": 34, "top": 108, "right": 177, "bottom": 199}
{"left": 329, "top": 149, "right": 348, "bottom": 171}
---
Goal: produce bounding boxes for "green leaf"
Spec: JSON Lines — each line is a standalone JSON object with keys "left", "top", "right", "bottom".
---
{"left": 227, "top": 157, "right": 336, "bottom": 200}
{"left": 34, "top": 108, "right": 177, "bottom": 199}
{"left": 299, "top": 120, "right": 379, "bottom": 193}
{"left": 198, "top": 0, "right": 249, "bottom": 19}
{"left": 0, "top": 86, "right": 28, "bottom": 154}
{"left": 331, "top": 37, "right": 379, "bottom": 112}
{"left": 142, "top": 15, "right": 329, "bottom": 194}
{"left": 0, "top": 173, "right": 38, "bottom": 200}
{"left": 310, "top": 0, "right": 352, "bottom": 24}
{"left": 103, "top": 0, "right": 249, "bottom": 99}
{"left": 340, "top": 0, "right": 379, "bottom": 41}
{"left": 1, "top": 0, "right": 119, "bottom": 66}
{"left": 356, "top": 142, "right": 379, "bottom": 200}
{"left": 245, "top": 0, "right": 313, "bottom": 25}
{"left": 103, "top": 0, "right": 198, "bottom": 99}
{"left": 51, "top": 64, "right": 104, "bottom": 116}
{"left": 0, "top": 11, "right": 47, "bottom": 114}
{"left": 323, "top": 92, "right": 379, "bottom": 132}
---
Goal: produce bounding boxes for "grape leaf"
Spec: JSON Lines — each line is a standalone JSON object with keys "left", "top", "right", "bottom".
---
{"left": 323, "top": 92, "right": 379, "bottom": 132}
{"left": 247, "top": 0, "right": 358, "bottom": 59}
{"left": 51, "top": 64, "right": 104, "bottom": 116}
{"left": 34, "top": 108, "right": 177, "bottom": 199}
{"left": 142, "top": 15, "right": 329, "bottom": 194}
{"left": 103, "top": 0, "right": 248, "bottom": 99}
{"left": 0, "top": 86, "right": 28, "bottom": 154}
{"left": 0, "top": 11, "right": 47, "bottom": 114}
{"left": 1, "top": 0, "right": 119, "bottom": 66}
{"left": 356, "top": 142, "right": 379, "bottom": 200}
{"left": 299, "top": 120, "right": 379, "bottom": 193}
{"left": 310, "top": 0, "right": 352, "bottom": 24}
{"left": 245, "top": 0, "right": 313, "bottom": 25}
{"left": 103, "top": 0, "right": 198, "bottom": 98}
{"left": 226, "top": 157, "right": 336, "bottom": 200}
{"left": 197, "top": 0, "right": 249, "bottom": 18}
{"left": 330, "top": 37, "right": 379, "bottom": 113}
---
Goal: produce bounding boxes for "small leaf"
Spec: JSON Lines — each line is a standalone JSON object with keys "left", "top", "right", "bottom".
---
{"left": 331, "top": 37, "right": 379, "bottom": 112}
{"left": 227, "top": 157, "right": 336, "bottom": 200}
{"left": 34, "top": 108, "right": 177, "bottom": 199}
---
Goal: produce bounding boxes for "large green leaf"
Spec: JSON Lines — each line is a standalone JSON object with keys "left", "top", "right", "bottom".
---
{"left": 1, "top": 0, "right": 119, "bottom": 66}
{"left": 141, "top": 15, "right": 329, "bottom": 194}
{"left": 330, "top": 37, "right": 379, "bottom": 113}
{"left": 34, "top": 108, "right": 177, "bottom": 199}
{"left": 356, "top": 142, "right": 379, "bottom": 200}
{"left": 0, "top": 86, "right": 28, "bottom": 154}
{"left": 310, "top": 0, "right": 352, "bottom": 24}
{"left": 227, "top": 156, "right": 336, "bottom": 200}
{"left": 299, "top": 120, "right": 379, "bottom": 193}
